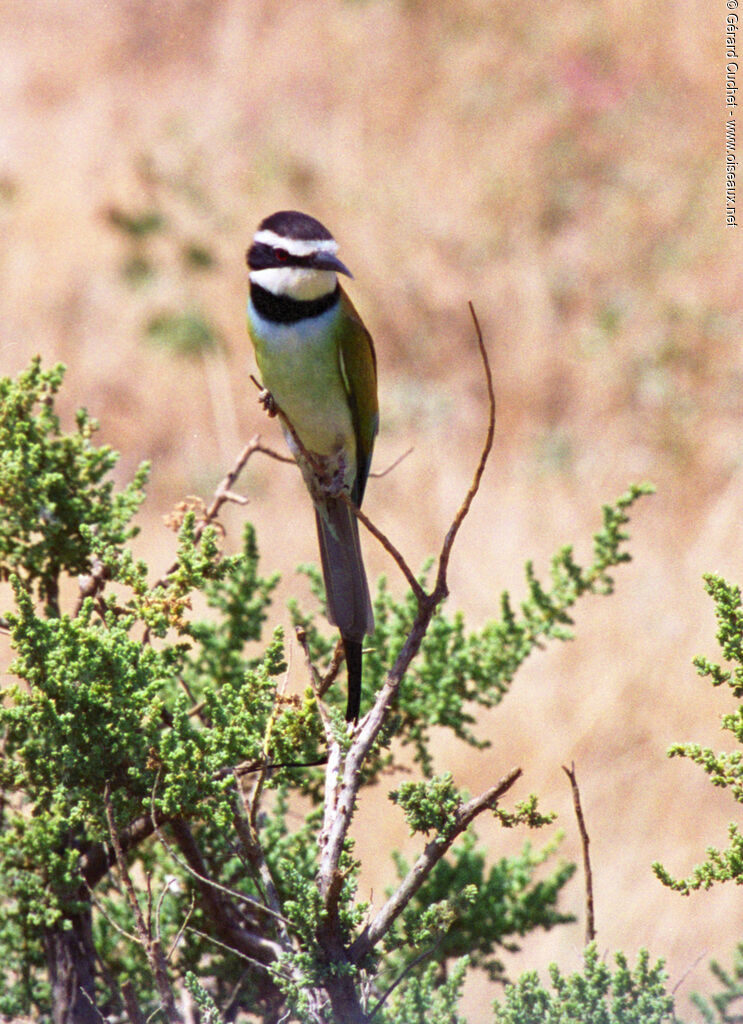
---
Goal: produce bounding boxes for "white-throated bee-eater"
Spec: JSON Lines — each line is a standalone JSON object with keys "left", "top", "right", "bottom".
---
{"left": 246, "top": 211, "right": 378, "bottom": 721}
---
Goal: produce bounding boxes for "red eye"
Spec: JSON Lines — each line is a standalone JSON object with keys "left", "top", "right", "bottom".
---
{"left": 275, "top": 248, "right": 289, "bottom": 262}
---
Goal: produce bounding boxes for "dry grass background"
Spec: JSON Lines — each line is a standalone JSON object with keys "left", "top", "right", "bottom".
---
{"left": 1, "top": 1, "right": 742, "bottom": 1018}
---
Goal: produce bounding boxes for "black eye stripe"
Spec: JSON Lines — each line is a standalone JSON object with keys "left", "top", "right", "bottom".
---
{"left": 276, "top": 249, "right": 313, "bottom": 267}
{"left": 247, "top": 241, "right": 322, "bottom": 271}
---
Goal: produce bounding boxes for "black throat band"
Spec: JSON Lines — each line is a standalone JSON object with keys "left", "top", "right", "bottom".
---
{"left": 250, "top": 282, "right": 340, "bottom": 325}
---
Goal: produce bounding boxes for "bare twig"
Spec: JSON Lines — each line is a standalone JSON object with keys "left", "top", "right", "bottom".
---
{"left": 156, "top": 436, "right": 267, "bottom": 588}
{"left": 185, "top": 926, "right": 282, "bottom": 973}
{"left": 562, "top": 762, "right": 595, "bottom": 944}
{"left": 294, "top": 626, "right": 343, "bottom": 750}
{"left": 137, "top": 433, "right": 297, "bottom": 633}
{"left": 342, "top": 497, "right": 424, "bottom": 600}
{"left": 252, "top": 305, "right": 498, "bottom": 1017}
{"left": 145, "top": 804, "right": 289, "bottom": 934}
{"left": 369, "top": 447, "right": 414, "bottom": 479}
{"left": 167, "top": 892, "right": 196, "bottom": 962}
{"left": 295, "top": 629, "right": 345, "bottom": 704}
{"left": 84, "top": 886, "right": 139, "bottom": 945}
{"left": 319, "top": 638, "right": 346, "bottom": 696}
{"left": 316, "top": 305, "right": 496, "bottom": 917}
{"left": 103, "top": 783, "right": 183, "bottom": 1023}
{"left": 74, "top": 435, "right": 286, "bottom": 621}
{"left": 294, "top": 625, "right": 325, "bottom": 695}
{"left": 368, "top": 943, "right": 439, "bottom": 1021}
{"left": 194, "top": 435, "right": 281, "bottom": 541}
{"left": 434, "top": 302, "right": 495, "bottom": 596}
{"left": 231, "top": 778, "right": 294, "bottom": 952}
{"left": 671, "top": 950, "right": 709, "bottom": 995}
{"left": 350, "top": 767, "right": 522, "bottom": 963}
{"left": 212, "top": 754, "right": 328, "bottom": 781}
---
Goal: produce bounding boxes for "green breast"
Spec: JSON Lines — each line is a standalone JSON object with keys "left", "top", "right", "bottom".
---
{"left": 248, "top": 300, "right": 355, "bottom": 460}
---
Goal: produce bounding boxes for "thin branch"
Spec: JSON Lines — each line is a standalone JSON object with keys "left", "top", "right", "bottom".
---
{"left": 296, "top": 629, "right": 345, "bottom": 703}
{"left": 78, "top": 986, "right": 108, "bottom": 1024}
{"left": 369, "top": 447, "right": 413, "bottom": 479}
{"left": 212, "top": 754, "right": 328, "bottom": 781}
{"left": 103, "top": 783, "right": 183, "bottom": 1023}
{"left": 317, "top": 304, "right": 496, "bottom": 903}
{"left": 367, "top": 942, "right": 439, "bottom": 1021}
{"left": 151, "top": 812, "right": 289, "bottom": 935}
{"left": 562, "top": 762, "right": 595, "bottom": 944}
{"left": 247, "top": 653, "right": 293, "bottom": 830}
{"left": 340, "top": 496, "right": 424, "bottom": 601}
{"left": 73, "top": 435, "right": 285, "bottom": 620}
{"left": 155, "top": 878, "right": 175, "bottom": 946}
{"left": 186, "top": 926, "right": 283, "bottom": 974}
{"left": 85, "top": 887, "right": 140, "bottom": 945}
{"left": 231, "top": 777, "right": 294, "bottom": 952}
{"left": 318, "top": 638, "right": 346, "bottom": 697}
{"left": 143, "top": 434, "right": 295, "bottom": 615}
{"left": 155, "top": 436, "right": 262, "bottom": 590}
{"left": 294, "top": 624, "right": 325, "bottom": 696}
{"left": 220, "top": 488, "right": 250, "bottom": 505}
{"left": 350, "top": 767, "right": 522, "bottom": 963}
{"left": 294, "top": 626, "right": 342, "bottom": 754}
{"left": 195, "top": 436, "right": 269, "bottom": 541}
{"left": 434, "top": 302, "right": 495, "bottom": 596}
{"left": 167, "top": 892, "right": 196, "bottom": 962}
{"left": 671, "top": 949, "right": 709, "bottom": 996}
{"left": 292, "top": 638, "right": 348, "bottom": 849}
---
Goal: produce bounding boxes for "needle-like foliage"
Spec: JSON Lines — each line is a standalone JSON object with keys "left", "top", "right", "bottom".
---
{"left": 0, "top": 360, "right": 658, "bottom": 1023}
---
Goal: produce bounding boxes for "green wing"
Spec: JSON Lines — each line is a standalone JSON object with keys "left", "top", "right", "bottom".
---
{"left": 337, "top": 285, "right": 379, "bottom": 507}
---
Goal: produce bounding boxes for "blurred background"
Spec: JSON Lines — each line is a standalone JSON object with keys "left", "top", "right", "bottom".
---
{"left": 1, "top": 1, "right": 741, "bottom": 1018}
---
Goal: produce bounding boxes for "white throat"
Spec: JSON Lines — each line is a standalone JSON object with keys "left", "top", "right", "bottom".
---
{"left": 250, "top": 265, "right": 337, "bottom": 301}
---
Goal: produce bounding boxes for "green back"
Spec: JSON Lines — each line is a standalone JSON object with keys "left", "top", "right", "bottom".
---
{"left": 337, "top": 285, "right": 378, "bottom": 506}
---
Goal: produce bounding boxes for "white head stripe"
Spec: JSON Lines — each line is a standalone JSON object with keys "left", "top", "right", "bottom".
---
{"left": 253, "top": 228, "right": 338, "bottom": 257}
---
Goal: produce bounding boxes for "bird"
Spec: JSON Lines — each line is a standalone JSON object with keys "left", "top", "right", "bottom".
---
{"left": 245, "top": 210, "right": 378, "bottom": 721}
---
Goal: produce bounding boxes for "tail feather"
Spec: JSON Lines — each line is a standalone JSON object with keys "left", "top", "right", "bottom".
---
{"left": 342, "top": 638, "right": 363, "bottom": 723}
{"left": 315, "top": 499, "right": 374, "bottom": 720}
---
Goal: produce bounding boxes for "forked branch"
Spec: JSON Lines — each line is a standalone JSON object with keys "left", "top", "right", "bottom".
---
{"left": 350, "top": 767, "right": 522, "bottom": 963}
{"left": 253, "top": 305, "right": 505, "bottom": 994}
{"left": 313, "top": 305, "right": 498, "bottom": 920}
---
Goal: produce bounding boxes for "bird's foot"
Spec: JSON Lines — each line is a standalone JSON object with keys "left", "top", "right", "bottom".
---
{"left": 257, "top": 387, "right": 278, "bottom": 418}
{"left": 318, "top": 457, "right": 347, "bottom": 498}
{"left": 325, "top": 462, "right": 347, "bottom": 498}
